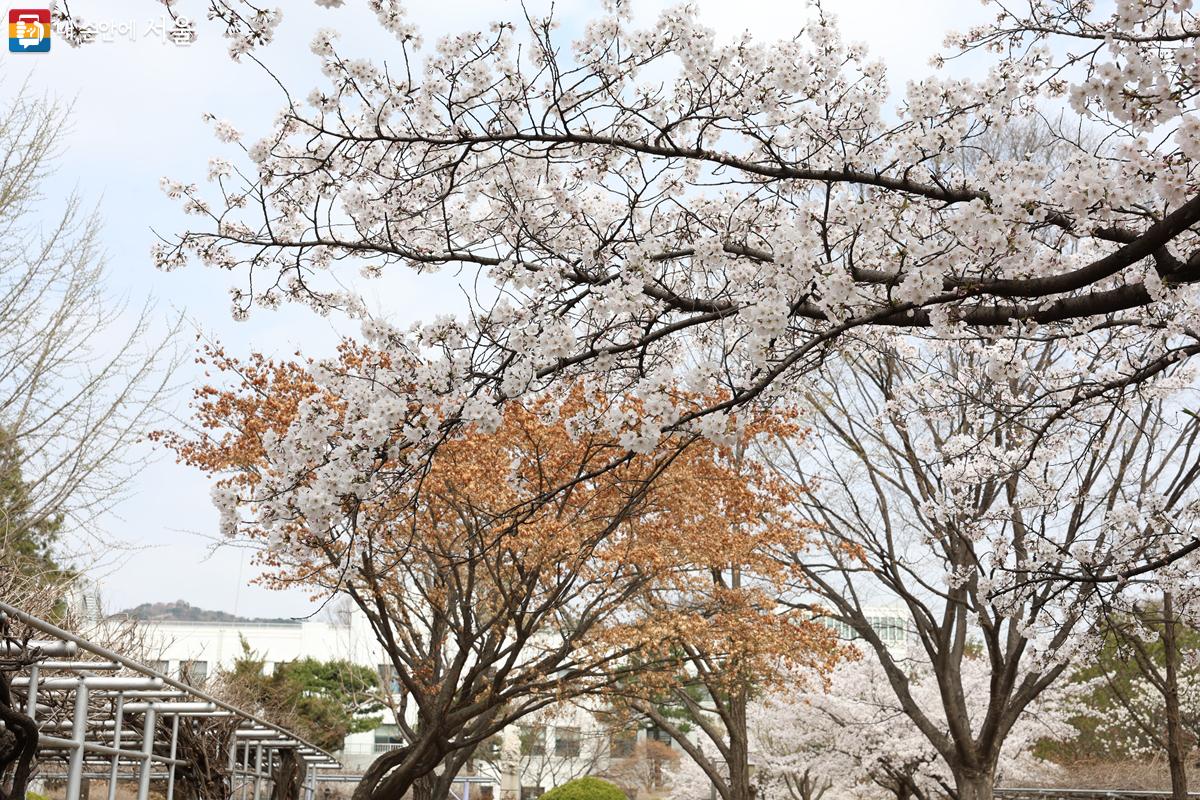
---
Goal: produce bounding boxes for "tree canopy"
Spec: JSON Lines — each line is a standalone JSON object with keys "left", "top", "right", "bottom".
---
{"left": 160, "top": 343, "right": 840, "bottom": 800}
{"left": 220, "top": 639, "right": 384, "bottom": 752}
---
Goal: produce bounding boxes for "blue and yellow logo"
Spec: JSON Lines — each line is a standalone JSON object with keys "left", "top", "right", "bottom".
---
{"left": 9, "top": 9, "right": 50, "bottom": 53}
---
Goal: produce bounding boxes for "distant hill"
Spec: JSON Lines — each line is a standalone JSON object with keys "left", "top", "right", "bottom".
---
{"left": 116, "top": 600, "right": 296, "bottom": 624}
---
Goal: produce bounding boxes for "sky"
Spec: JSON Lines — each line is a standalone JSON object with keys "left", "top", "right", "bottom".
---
{"left": 8, "top": 0, "right": 988, "bottom": 619}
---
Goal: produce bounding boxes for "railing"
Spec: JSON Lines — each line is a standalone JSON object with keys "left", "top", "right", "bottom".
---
{"left": 997, "top": 789, "right": 1200, "bottom": 799}
{"left": 338, "top": 741, "right": 403, "bottom": 755}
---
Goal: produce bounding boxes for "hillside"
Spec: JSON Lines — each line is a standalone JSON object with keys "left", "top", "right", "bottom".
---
{"left": 116, "top": 600, "right": 294, "bottom": 624}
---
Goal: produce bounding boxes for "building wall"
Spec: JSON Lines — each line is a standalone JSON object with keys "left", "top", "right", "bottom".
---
{"left": 820, "top": 604, "right": 911, "bottom": 656}
{"left": 135, "top": 613, "right": 384, "bottom": 681}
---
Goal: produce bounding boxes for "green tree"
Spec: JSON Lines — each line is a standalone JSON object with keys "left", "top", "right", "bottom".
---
{"left": 1046, "top": 596, "right": 1200, "bottom": 795}
{"left": 220, "top": 639, "right": 384, "bottom": 752}
{"left": 541, "top": 777, "right": 626, "bottom": 800}
{"left": 0, "top": 431, "right": 69, "bottom": 582}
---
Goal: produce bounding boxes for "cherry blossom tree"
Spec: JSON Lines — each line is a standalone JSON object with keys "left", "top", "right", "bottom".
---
{"left": 116, "top": 0, "right": 1200, "bottom": 589}
{"left": 1083, "top": 667, "right": 1200, "bottom": 765}
{"left": 742, "top": 653, "right": 1076, "bottom": 800}
{"left": 159, "top": 345, "right": 816, "bottom": 800}
{"left": 1076, "top": 593, "right": 1200, "bottom": 799}
{"left": 763, "top": 337, "right": 1200, "bottom": 800}
{"left": 603, "top": 433, "right": 844, "bottom": 800}
{"left": 48, "top": 0, "right": 1200, "bottom": 791}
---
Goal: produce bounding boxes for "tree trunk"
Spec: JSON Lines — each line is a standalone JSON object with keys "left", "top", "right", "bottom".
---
{"left": 0, "top": 672, "right": 39, "bottom": 800}
{"left": 951, "top": 767, "right": 995, "bottom": 800}
{"left": 271, "top": 749, "right": 308, "bottom": 800}
{"left": 412, "top": 774, "right": 439, "bottom": 800}
{"left": 725, "top": 682, "right": 755, "bottom": 800}
{"left": 351, "top": 737, "right": 455, "bottom": 800}
{"left": 724, "top": 748, "right": 753, "bottom": 800}
{"left": 351, "top": 746, "right": 416, "bottom": 800}
{"left": 1161, "top": 592, "right": 1189, "bottom": 800}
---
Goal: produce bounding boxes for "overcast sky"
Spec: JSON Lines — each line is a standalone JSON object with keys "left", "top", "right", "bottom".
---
{"left": 10, "top": 0, "right": 988, "bottom": 619}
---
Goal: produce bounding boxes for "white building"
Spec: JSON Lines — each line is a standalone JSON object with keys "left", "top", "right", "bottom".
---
{"left": 820, "top": 605, "right": 910, "bottom": 656}
{"left": 134, "top": 611, "right": 383, "bottom": 686}
{"left": 132, "top": 609, "right": 390, "bottom": 768}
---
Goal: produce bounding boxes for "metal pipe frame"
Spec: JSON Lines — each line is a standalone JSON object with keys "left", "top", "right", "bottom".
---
{"left": 0, "top": 601, "right": 342, "bottom": 800}
{"left": 12, "top": 677, "right": 165, "bottom": 690}
{"left": 38, "top": 734, "right": 187, "bottom": 766}
{"left": 37, "top": 661, "right": 123, "bottom": 671}
{"left": 107, "top": 693, "right": 124, "bottom": 800}
{"left": 0, "top": 640, "right": 77, "bottom": 657}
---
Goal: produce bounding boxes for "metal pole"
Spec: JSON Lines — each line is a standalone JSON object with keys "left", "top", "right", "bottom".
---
{"left": 253, "top": 742, "right": 264, "bottom": 800}
{"left": 23, "top": 660, "right": 43, "bottom": 800}
{"left": 229, "top": 731, "right": 239, "bottom": 799}
{"left": 25, "top": 662, "right": 39, "bottom": 720}
{"left": 137, "top": 704, "right": 158, "bottom": 800}
{"left": 307, "top": 766, "right": 317, "bottom": 800}
{"left": 166, "top": 714, "right": 180, "bottom": 800}
{"left": 241, "top": 743, "right": 250, "bottom": 800}
{"left": 65, "top": 680, "right": 89, "bottom": 800}
{"left": 107, "top": 692, "right": 125, "bottom": 800}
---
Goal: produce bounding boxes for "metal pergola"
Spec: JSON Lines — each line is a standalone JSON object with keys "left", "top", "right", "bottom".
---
{"left": 0, "top": 600, "right": 343, "bottom": 800}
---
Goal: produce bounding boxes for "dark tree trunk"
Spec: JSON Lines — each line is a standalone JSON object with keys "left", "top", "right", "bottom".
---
{"left": 271, "top": 749, "right": 308, "bottom": 800}
{"left": 352, "top": 746, "right": 411, "bottom": 800}
{"left": 350, "top": 713, "right": 489, "bottom": 800}
{"left": 351, "top": 743, "right": 447, "bottom": 800}
{"left": 727, "top": 754, "right": 754, "bottom": 800}
{"left": 1162, "top": 593, "right": 1189, "bottom": 800}
{"left": 412, "top": 773, "right": 440, "bottom": 800}
{"left": 726, "top": 688, "right": 755, "bottom": 800}
{"left": 951, "top": 766, "right": 995, "bottom": 800}
{"left": 0, "top": 672, "right": 38, "bottom": 800}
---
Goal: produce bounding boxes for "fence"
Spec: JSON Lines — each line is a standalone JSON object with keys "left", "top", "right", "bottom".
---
{"left": 997, "top": 790, "right": 1200, "bottom": 800}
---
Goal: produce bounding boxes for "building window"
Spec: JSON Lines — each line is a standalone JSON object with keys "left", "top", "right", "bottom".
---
{"left": 374, "top": 724, "right": 405, "bottom": 753}
{"left": 866, "top": 615, "right": 907, "bottom": 645}
{"left": 646, "top": 725, "right": 672, "bottom": 747}
{"left": 555, "top": 727, "right": 581, "bottom": 758}
{"left": 519, "top": 725, "right": 546, "bottom": 757}
{"left": 822, "top": 614, "right": 907, "bottom": 646}
{"left": 180, "top": 660, "right": 207, "bottom": 686}
{"left": 610, "top": 728, "right": 637, "bottom": 759}
{"left": 477, "top": 787, "right": 494, "bottom": 800}
{"left": 521, "top": 788, "right": 544, "bottom": 800}
{"left": 147, "top": 660, "right": 169, "bottom": 675}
